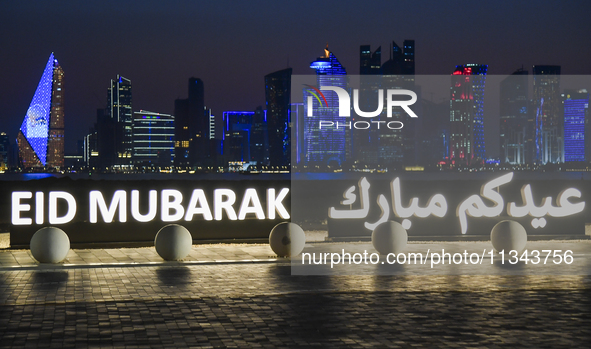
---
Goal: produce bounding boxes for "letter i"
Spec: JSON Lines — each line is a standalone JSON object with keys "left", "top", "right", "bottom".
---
{"left": 35, "top": 192, "right": 44, "bottom": 224}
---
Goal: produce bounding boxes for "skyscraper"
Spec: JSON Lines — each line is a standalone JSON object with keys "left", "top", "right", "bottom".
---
{"left": 562, "top": 89, "right": 589, "bottom": 162}
{"left": 499, "top": 68, "right": 529, "bottom": 164}
{"left": 17, "top": 53, "right": 64, "bottom": 169}
{"left": 265, "top": 68, "right": 292, "bottom": 167}
{"left": 381, "top": 40, "right": 416, "bottom": 166}
{"left": 449, "top": 64, "right": 488, "bottom": 166}
{"left": 356, "top": 45, "right": 382, "bottom": 167}
{"left": 359, "top": 45, "right": 381, "bottom": 75}
{"left": 174, "top": 78, "right": 215, "bottom": 169}
{"left": 107, "top": 75, "right": 133, "bottom": 166}
{"left": 305, "top": 45, "right": 347, "bottom": 166}
{"left": 533, "top": 65, "right": 562, "bottom": 164}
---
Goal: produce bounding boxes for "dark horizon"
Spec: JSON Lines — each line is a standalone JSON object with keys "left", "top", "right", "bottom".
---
{"left": 2, "top": 0, "right": 591, "bottom": 154}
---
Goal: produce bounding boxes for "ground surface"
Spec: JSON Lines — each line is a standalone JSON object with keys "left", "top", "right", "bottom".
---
{"left": 0, "top": 241, "right": 590, "bottom": 348}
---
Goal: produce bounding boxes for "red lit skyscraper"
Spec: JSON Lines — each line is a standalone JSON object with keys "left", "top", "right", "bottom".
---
{"left": 449, "top": 64, "right": 487, "bottom": 166}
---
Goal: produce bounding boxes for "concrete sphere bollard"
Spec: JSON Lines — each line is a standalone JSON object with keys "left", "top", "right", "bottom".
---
{"left": 491, "top": 220, "right": 527, "bottom": 254}
{"left": 372, "top": 221, "right": 408, "bottom": 255}
{"left": 30, "top": 227, "right": 70, "bottom": 263}
{"left": 154, "top": 224, "right": 193, "bottom": 261}
{"left": 269, "top": 222, "right": 306, "bottom": 257}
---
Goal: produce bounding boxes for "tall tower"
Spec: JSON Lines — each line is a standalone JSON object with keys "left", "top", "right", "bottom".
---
{"left": 174, "top": 78, "right": 213, "bottom": 168}
{"left": 533, "top": 65, "right": 561, "bottom": 164}
{"left": 107, "top": 75, "right": 132, "bottom": 165}
{"left": 305, "top": 45, "right": 347, "bottom": 166}
{"left": 265, "top": 68, "right": 292, "bottom": 167}
{"left": 499, "top": 68, "right": 529, "bottom": 164}
{"left": 17, "top": 53, "right": 65, "bottom": 169}
{"left": 449, "top": 64, "right": 488, "bottom": 166}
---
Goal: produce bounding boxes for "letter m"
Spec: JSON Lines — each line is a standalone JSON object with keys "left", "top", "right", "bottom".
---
{"left": 90, "top": 190, "right": 127, "bottom": 223}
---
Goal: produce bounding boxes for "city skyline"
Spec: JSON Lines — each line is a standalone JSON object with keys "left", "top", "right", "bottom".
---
{"left": 2, "top": 1, "right": 590, "bottom": 154}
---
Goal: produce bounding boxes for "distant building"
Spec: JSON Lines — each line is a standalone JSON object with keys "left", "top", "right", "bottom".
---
{"left": 132, "top": 110, "right": 175, "bottom": 167}
{"left": 499, "top": 68, "right": 529, "bottom": 165}
{"left": 222, "top": 111, "right": 254, "bottom": 164}
{"left": 251, "top": 106, "right": 268, "bottom": 165}
{"left": 449, "top": 64, "right": 488, "bottom": 166}
{"left": 0, "top": 132, "right": 10, "bottom": 170}
{"left": 174, "top": 78, "right": 216, "bottom": 169}
{"left": 381, "top": 40, "right": 416, "bottom": 166}
{"left": 265, "top": 68, "right": 292, "bottom": 167}
{"left": 305, "top": 45, "right": 347, "bottom": 166}
{"left": 356, "top": 45, "right": 382, "bottom": 167}
{"left": 359, "top": 45, "right": 381, "bottom": 75}
{"left": 562, "top": 89, "right": 589, "bottom": 162}
{"left": 17, "top": 53, "right": 65, "bottom": 169}
{"left": 107, "top": 75, "right": 133, "bottom": 166}
{"left": 533, "top": 65, "right": 562, "bottom": 164}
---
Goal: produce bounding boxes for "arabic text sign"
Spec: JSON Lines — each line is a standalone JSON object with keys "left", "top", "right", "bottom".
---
{"left": 325, "top": 173, "right": 587, "bottom": 237}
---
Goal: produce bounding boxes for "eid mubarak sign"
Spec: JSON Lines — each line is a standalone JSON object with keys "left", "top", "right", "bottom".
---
{"left": 5, "top": 178, "right": 290, "bottom": 247}
{"left": 326, "top": 173, "right": 588, "bottom": 238}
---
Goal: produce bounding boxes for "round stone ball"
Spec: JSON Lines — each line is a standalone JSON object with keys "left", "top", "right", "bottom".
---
{"left": 30, "top": 227, "right": 70, "bottom": 263}
{"left": 372, "top": 221, "right": 408, "bottom": 255}
{"left": 154, "top": 224, "right": 193, "bottom": 261}
{"left": 491, "top": 220, "right": 527, "bottom": 254}
{"left": 269, "top": 222, "right": 306, "bottom": 257}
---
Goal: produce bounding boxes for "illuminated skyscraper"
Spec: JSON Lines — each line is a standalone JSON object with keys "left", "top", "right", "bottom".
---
{"left": 305, "top": 45, "right": 347, "bottom": 166}
{"left": 449, "top": 64, "right": 487, "bottom": 166}
{"left": 562, "top": 89, "right": 589, "bottom": 162}
{"left": 533, "top": 65, "right": 562, "bottom": 164}
{"left": 499, "top": 68, "right": 529, "bottom": 164}
{"left": 17, "top": 53, "right": 64, "bottom": 169}
{"left": 107, "top": 75, "right": 133, "bottom": 166}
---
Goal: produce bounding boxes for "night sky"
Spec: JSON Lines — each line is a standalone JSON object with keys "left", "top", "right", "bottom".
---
{"left": 1, "top": 0, "right": 590, "bottom": 155}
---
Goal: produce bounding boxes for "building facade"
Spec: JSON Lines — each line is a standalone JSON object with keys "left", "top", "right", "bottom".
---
{"left": 17, "top": 53, "right": 65, "bottom": 169}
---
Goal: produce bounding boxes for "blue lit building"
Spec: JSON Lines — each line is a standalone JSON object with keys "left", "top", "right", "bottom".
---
{"left": 305, "top": 45, "right": 347, "bottom": 166}
{"left": 222, "top": 111, "right": 254, "bottom": 164}
{"left": 17, "top": 53, "right": 65, "bottom": 169}
{"left": 132, "top": 110, "right": 175, "bottom": 167}
{"left": 449, "top": 64, "right": 487, "bottom": 166}
{"left": 563, "top": 90, "right": 589, "bottom": 162}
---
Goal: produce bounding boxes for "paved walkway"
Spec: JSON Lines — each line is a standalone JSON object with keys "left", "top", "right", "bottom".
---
{"left": 1, "top": 241, "right": 591, "bottom": 347}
